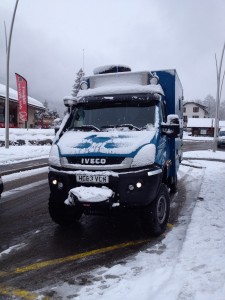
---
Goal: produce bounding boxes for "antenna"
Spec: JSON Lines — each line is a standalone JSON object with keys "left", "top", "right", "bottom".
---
{"left": 82, "top": 48, "right": 85, "bottom": 74}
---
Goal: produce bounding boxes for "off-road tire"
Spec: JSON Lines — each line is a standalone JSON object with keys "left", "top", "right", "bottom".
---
{"left": 168, "top": 175, "right": 177, "bottom": 193}
{"left": 142, "top": 184, "right": 170, "bottom": 237}
{"left": 48, "top": 192, "right": 83, "bottom": 226}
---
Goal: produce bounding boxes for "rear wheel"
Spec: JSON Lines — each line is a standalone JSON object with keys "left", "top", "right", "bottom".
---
{"left": 142, "top": 184, "right": 170, "bottom": 236}
{"left": 168, "top": 175, "right": 177, "bottom": 193}
{"left": 48, "top": 192, "right": 83, "bottom": 226}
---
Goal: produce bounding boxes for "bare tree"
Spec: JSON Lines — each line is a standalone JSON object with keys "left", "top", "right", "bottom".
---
{"left": 203, "top": 94, "right": 216, "bottom": 117}
{"left": 219, "top": 100, "right": 225, "bottom": 120}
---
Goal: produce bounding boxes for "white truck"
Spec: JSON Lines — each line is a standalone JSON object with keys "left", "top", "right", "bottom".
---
{"left": 48, "top": 65, "right": 183, "bottom": 236}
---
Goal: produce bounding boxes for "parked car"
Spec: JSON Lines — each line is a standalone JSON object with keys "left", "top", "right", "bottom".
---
{"left": 217, "top": 129, "right": 225, "bottom": 148}
{"left": 0, "top": 175, "right": 3, "bottom": 198}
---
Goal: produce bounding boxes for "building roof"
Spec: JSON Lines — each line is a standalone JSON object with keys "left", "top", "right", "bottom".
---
{"left": 184, "top": 101, "right": 208, "bottom": 112}
{"left": 220, "top": 120, "right": 225, "bottom": 128}
{"left": 0, "top": 83, "right": 45, "bottom": 109}
{"left": 187, "top": 118, "right": 214, "bottom": 128}
{"left": 187, "top": 118, "right": 225, "bottom": 128}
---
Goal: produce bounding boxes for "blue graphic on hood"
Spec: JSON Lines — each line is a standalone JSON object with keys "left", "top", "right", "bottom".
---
{"left": 75, "top": 134, "right": 130, "bottom": 151}
{"left": 57, "top": 131, "right": 157, "bottom": 158}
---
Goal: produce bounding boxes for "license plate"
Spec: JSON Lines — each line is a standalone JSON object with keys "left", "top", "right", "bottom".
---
{"left": 76, "top": 174, "right": 109, "bottom": 184}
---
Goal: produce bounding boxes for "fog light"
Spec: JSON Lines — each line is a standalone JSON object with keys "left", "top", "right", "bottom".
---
{"left": 52, "top": 179, "right": 57, "bottom": 185}
{"left": 58, "top": 182, "right": 63, "bottom": 189}
{"left": 128, "top": 184, "right": 135, "bottom": 191}
{"left": 80, "top": 81, "right": 88, "bottom": 90}
{"left": 136, "top": 181, "right": 142, "bottom": 188}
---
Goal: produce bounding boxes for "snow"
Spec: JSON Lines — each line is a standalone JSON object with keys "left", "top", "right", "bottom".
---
{"left": 0, "top": 128, "right": 53, "bottom": 164}
{"left": 187, "top": 117, "right": 225, "bottom": 129}
{"left": 77, "top": 70, "right": 164, "bottom": 97}
{"left": 56, "top": 130, "right": 156, "bottom": 157}
{"left": 1, "top": 129, "right": 225, "bottom": 299}
{"left": 78, "top": 83, "right": 164, "bottom": 97}
{"left": 187, "top": 117, "right": 214, "bottom": 128}
{"left": 0, "top": 243, "right": 26, "bottom": 259}
{"left": 131, "top": 144, "right": 156, "bottom": 167}
{"left": 0, "top": 145, "right": 51, "bottom": 165}
{"left": 0, "top": 83, "right": 44, "bottom": 109}
{"left": 2, "top": 167, "right": 48, "bottom": 183}
{"left": 65, "top": 186, "right": 113, "bottom": 204}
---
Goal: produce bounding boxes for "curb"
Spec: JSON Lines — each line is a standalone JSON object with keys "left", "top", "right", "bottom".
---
{"left": 1, "top": 163, "right": 48, "bottom": 177}
{"left": 183, "top": 157, "right": 225, "bottom": 163}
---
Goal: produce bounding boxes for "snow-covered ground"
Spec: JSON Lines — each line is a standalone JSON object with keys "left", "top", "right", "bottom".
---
{"left": 0, "top": 128, "right": 53, "bottom": 164}
{"left": 1, "top": 130, "right": 225, "bottom": 299}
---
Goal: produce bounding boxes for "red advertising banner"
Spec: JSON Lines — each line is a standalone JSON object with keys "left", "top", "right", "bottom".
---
{"left": 15, "top": 73, "right": 28, "bottom": 123}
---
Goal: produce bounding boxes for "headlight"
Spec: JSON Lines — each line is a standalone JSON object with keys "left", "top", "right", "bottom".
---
{"left": 131, "top": 144, "right": 156, "bottom": 168}
{"left": 48, "top": 144, "right": 61, "bottom": 167}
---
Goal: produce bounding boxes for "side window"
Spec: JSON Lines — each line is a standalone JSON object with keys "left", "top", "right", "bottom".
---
{"left": 193, "top": 107, "right": 199, "bottom": 113}
{"left": 161, "top": 100, "right": 167, "bottom": 123}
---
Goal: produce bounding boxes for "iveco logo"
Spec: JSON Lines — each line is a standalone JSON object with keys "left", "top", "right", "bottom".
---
{"left": 81, "top": 158, "right": 106, "bottom": 165}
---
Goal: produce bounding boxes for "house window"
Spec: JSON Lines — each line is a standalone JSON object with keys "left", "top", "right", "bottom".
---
{"left": 183, "top": 107, "right": 186, "bottom": 113}
{"left": 0, "top": 107, "right": 4, "bottom": 122}
{"left": 192, "top": 116, "right": 199, "bottom": 118}
{"left": 183, "top": 116, "right": 187, "bottom": 122}
{"left": 193, "top": 107, "right": 199, "bottom": 113}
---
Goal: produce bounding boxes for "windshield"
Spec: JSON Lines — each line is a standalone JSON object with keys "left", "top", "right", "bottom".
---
{"left": 68, "top": 100, "right": 157, "bottom": 132}
{"left": 219, "top": 131, "right": 225, "bottom": 137}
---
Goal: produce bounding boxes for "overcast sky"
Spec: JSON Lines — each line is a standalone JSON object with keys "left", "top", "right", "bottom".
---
{"left": 0, "top": 0, "right": 225, "bottom": 114}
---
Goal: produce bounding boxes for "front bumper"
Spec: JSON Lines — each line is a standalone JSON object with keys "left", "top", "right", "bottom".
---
{"left": 49, "top": 165, "right": 162, "bottom": 210}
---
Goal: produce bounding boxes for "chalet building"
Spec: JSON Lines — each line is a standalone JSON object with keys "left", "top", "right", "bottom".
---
{"left": 183, "top": 102, "right": 209, "bottom": 128}
{"left": 187, "top": 118, "right": 225, "bottom": 136}
{"left": 0, "top": 83, "right": 45, "bottom": 128}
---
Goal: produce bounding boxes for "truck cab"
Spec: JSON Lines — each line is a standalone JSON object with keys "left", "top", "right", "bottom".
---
{"left": 48, "top": 66, "right": 183, "bottom": 236}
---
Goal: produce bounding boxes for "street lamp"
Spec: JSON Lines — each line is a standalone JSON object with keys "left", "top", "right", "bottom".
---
{"left": 5, "top": 0, "right": 20, "bottom": 148}
{"left": 213, "top": 42, "right": 225, "bottom": 152}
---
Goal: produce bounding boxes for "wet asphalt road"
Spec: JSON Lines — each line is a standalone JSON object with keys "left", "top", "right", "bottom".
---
{"left": 0, "top": 140, "right": 224, "bottom": 299}
{"left": 0, "top": 172, "right": 192, "bottom": 299}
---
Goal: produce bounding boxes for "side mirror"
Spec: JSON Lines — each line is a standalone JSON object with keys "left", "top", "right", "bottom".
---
{"left": 161, "top": 114, "right": 180, "bottom": 138}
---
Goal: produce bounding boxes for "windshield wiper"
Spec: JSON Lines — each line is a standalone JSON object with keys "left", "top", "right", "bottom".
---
{"left": 101, "top": 125, "right": 115, "bottom": 130}
{"left": 71, "top": 125, "right": 100, "bottom": 132}
{"left": 101, "top": 124, "right": 140, "bottom": 131}
{"left": 116, "top": 124, "right": 141, "bottom": 131}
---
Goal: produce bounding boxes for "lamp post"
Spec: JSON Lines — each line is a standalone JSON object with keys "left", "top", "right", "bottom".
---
{"left": 213, "top": 42, "right": 225, "bottom": 152}
{"left": 5, "top": 0, "right": 20, "bottom": 148}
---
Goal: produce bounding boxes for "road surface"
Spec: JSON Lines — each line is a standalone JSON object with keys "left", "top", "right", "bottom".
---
{"left": 0, "top": 140, "right": 222, "bottom": 299}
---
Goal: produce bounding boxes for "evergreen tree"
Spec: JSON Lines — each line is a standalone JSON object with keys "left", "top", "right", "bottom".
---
{"left": 71, "top": 68, "right": 84, "bottom": 97}
{"left": 43, "top": 99, "right": 49, "bottom": 110}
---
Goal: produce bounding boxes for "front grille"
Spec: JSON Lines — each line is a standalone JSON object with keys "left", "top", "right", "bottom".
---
{"left": 66, "top": 156, "right": 124, "bottom": 165}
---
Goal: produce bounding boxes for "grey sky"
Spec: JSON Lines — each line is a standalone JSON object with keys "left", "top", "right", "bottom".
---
{"left": 0, "top": 0, "right": 225, "bottom": 114}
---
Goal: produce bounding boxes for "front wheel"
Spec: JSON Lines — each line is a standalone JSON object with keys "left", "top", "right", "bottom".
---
{"left": 142, "top": 184, "right": 170, "bottom": 236}
{"left": 48, "top": 192, "right": 83, "bottom": 226}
